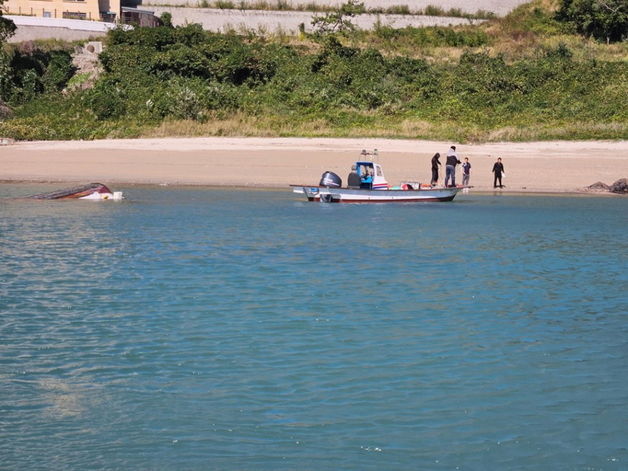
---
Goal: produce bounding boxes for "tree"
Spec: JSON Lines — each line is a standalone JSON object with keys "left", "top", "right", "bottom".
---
{"left": 159, "top": 12, "right": 174, "bottom": 28}
{"left": 0, "top": 0, "right": 15, "bottom": 107}
{"left": 555, "top": 0, "right": 627, "bottom": 43}
{"left": 311, "top": 0, "right": 364, "bottom": 35}
{"left": 0, "top": 0, "right": 16, "bottom": 44}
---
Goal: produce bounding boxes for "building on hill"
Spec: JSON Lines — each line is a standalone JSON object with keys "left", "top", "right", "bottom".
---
{"left": 4, "top": 0, "right": 158, "bottom": 24}
{"left": 121, "top": 6, "right": 159, "bottom": 26}
{"left": 4, "top": 0, "right": 121, "bottom": 21}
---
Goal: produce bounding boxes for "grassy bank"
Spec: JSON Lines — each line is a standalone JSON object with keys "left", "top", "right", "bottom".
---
{"left": 0, "top": 0, "right": 626, "bottom": 141}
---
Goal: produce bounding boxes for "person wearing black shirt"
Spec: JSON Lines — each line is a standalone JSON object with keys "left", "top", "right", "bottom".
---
{"left": 430, "top": 153, "right": 441, "bottom": 185}
{"left": 492, "top": 157, "right": 505, "bottom": 188}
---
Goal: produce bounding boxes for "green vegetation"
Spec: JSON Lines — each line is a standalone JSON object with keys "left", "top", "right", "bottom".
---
{"left": 0, "top": 0, "right": 16, "bottom": 116}
{"left": 311, "top": 0, "right": 364, "bottom": 35}
{"left": 0, "top": 0, "right": 16, "bottom": 44}
{"left": 0, "top": 0, "right": 627, "bottom": 141}
{"left": 555, "top": 0, "right": 627, "bottom": 43}
{"left": 0, "top": 41, "right": 76, "bottom": 126}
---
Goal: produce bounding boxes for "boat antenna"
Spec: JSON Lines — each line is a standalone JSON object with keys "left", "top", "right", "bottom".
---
{"left": 359, "top": 148, "right": 378, "bottom": 160}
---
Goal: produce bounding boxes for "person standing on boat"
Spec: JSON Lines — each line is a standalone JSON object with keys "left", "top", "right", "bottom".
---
{"left": 430, "top": 152, "right": 441, "bottom": 185}
{"left": 462, "top": 157, "right": 471, "bottom": 186}
{"left": 492, "top": 157, "right": 505, "bottom": 188}
{"left": 347, "top": 164, "right": 361, "bottom": 188}
{"left": 444, "top": 146, "right": 461, "bottom": 187}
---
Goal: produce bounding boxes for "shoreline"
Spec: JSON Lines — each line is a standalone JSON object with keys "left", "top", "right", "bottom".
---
{"left": 1, "top": 137, "right": 627, "bottom": 194}
{"left": 1, "top": 180, "right": 621, "bottom": 198}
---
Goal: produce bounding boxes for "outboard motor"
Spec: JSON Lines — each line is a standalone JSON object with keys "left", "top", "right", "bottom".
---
{"left": 319, "top": 171, "right": 342, "bottom": 188}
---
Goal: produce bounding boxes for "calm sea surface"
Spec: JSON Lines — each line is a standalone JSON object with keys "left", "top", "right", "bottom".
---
{"left": 1, "top": 185, "right": 627, "bottom": 470}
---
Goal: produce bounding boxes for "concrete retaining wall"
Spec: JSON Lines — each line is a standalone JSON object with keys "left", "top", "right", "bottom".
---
{"left": 6, "top": 15, "right": 117, "bottom": 31}
{"left": 6, "top": 16, "right": 128, "bottom": 42}
{"left": 148, "top": 7, "right": 482, "bottom": 33}
{"left": 141, "top": 0, "right": 529, "bottom": 16}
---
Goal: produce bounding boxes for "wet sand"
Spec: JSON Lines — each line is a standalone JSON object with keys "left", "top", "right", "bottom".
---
{"left": 1, "top": 137, "right": 627, "bottom": 193}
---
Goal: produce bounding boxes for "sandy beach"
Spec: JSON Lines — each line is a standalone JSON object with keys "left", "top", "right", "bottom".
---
{"left": 1, "top": 137, "right": 627, "bottom": 193}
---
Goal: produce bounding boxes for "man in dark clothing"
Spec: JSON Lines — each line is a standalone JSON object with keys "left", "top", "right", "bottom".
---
{"left": 430, "top": 153, "right": 441, "bottom": 185}
{"left": 347, "top": 164, "right": 361, "bottom": 188}
{"left": 444, "top": 146, "right": 461, "bottom": 187}
{"left": 492, "top": 157, "right": 505, "bottom": 188}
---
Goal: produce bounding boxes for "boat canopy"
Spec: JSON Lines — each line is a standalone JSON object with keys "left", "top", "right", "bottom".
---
{"left": 355, "top": 161, "right": 388, "bottom": 190}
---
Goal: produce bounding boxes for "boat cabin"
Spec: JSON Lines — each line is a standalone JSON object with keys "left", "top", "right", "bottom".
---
{"left": 355, "top": 161, "right": 389, "bottom": 190}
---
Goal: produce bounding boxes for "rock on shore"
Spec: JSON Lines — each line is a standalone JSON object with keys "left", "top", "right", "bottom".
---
{"left": 587, "top": 181, "right": 610, "bottom": 191}
{"left": 610, "top": 178, "right": 628, "bottom": 194}
{"left": 587, "top": 179, "right": 628, "bottom": 194}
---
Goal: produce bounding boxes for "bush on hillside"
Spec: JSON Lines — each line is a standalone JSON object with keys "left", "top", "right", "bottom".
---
{"left": 1, "top": 19, "right": 627, "bottom": 140}
{"left": 0, "top": 3, "right": 16, "bottom": 44}
{"left": 0, "top": 45, "right": 74, "bottom": 104}
{"left": 555, "top": 0, "right": 627, "bottom": 43}
{"left": 373, "top": 26, "right": 490, "bottom": 47}
{"left": 500, "top": 2, "right": 563, "bottom": 37}
{"left": 311, "top": 0, "right": 364, "bottom": 36}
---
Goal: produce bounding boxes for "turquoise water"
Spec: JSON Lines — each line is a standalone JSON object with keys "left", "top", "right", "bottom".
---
{"left": 1, "top": 185, "right": 627, "bottom": 470}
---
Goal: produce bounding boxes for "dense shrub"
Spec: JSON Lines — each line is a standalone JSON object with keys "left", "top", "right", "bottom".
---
{"left": 1, "top": 18, "right": 626, "bottom": 141}
{"left": 147, "top": 78, "right": 240, "bottom": 119}
{"left": 41, "top": 51, "right": 75, "bottom": 92}
{"left": 0, "top": 45, "right": 75, "bottom": 104}
{"left": 0, "top": 4, "right": 16, "bottom": 44}
{"left": 500, "top": 3, "right": 563, "bottom": 37}
{"left": 84, "top": 78, "right": 128, "bottom": 120}
{"left": 151, "top": 44, "right": 212, "bottom": 79}
{"left": 372, "top": 26, "right": 490, "bottom": 47}
{"left": 555, "top": 0, "right": 627, "bottom": 43}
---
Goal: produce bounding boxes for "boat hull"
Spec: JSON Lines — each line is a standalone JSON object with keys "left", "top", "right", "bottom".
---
{"left": 27, "top": 183, "right": 123, "bottom": 200}
{"left": 291, "top": 185, "right": 461, "bottom": 203}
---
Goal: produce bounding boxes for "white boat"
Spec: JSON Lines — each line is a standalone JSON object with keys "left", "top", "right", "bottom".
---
{"left": 291, "top": 150, "right": 463, "bottom": 203}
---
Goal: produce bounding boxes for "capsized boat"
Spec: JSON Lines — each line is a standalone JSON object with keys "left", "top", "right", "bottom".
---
{"left": 27, "top": 183, "right": 123, "bottom": 200}
{"left": 291, "top": 150, "right": 464, "bottom": 203}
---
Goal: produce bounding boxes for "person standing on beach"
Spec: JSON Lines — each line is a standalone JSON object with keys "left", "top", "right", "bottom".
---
{"left": 444, "top": 146, "right": 461, "bottom": 187}
{"left": 430, "top": 152, "right": 441, "bottom": 185}
{"left": 462, "top": 157, "right": 471, "bottom": 186}
{"left": 492, "top": 157, "right": 505, "bottom": 188}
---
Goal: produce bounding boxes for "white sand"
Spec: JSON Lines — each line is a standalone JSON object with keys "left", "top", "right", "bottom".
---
{"left": 1, "top": 137, "right": 627, "bottom": 193}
